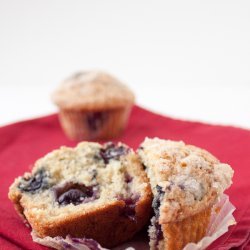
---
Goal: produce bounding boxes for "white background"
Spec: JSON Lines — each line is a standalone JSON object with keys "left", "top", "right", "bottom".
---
{"left": 1, "top": 0, "right": 250, "bottom": 128}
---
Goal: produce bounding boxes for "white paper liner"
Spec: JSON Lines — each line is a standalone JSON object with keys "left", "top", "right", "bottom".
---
{"left": 31, "top": 233, "right": 108, "bottom": 250}
{"left": 32, "top": 194, "right": 236, "bottom": 250}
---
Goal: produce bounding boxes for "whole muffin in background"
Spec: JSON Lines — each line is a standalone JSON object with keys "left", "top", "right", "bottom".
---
{"left": 52, "top": 71, "right": 135, "bottom": 141}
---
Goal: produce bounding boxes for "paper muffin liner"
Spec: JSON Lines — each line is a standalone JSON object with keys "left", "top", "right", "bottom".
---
{"left": 31, "top": 233, "right": 107, "bottom": 250}
{"left": 58, "top": 105, "right": 132, "bottom": 141}
{"left": 31, "top": 194, "right": 235, "bottom": 250}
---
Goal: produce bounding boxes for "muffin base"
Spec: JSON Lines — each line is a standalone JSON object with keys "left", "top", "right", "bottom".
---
{"left": 150, "top": 207, "right": 212, "bottom": 250}
{"left": 58, "top": 106, "right": 132, "bottom": 141}
{"left": 27, "top": 197, "right": 151, "bottom": 248}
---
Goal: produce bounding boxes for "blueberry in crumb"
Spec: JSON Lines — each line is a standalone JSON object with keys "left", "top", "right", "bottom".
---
{"left": 155, "top": 220, "right": 164, "bottom": 241}
{"left": 152, "top": 185, "right": 164, "bottom": 218}
{"left": 117, "top": 194, "right": 140, "bottom": 221}
{"left": 156, "top": 185, "right": 164, "bottom": 195}
{"left": 18, "top": 169, "right": 48, "bottom": 193}
{"left": 58, "top": 189, "right": 88, "bottom": 206}
{"left": 54, "top": 182, "right": 99, "bottom": 206}
{"left": 86, "top": 112, "right": 107, "bottom": 131}
{"left": 124, "top": 173, "right": 133, "bottom": 183}
{"left": 152, "top": 185, "right": 165, "bottom": 247}
{"left": 100, "top": 142, "right": 129, "bottom": 164}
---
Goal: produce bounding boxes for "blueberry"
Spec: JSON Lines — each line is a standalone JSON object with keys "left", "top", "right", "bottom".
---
{"left": 152, "top": 196, "right": 161, "bottom": 217}
{"left": 58, "top": 189, "right": 88, "bottom": 206}
{"left": 156, "top": 185, "right": 164, "bottom": 195}
{"left": 55, "top": 183, "right": 99, "bottom": 206}
{"left": 124, "top": 173, "right": 133, "bottom": 183}
{"left": 152, "top": 185, "right": 164, "bottom": 218}
{"left": 152, "top": 219, "right": 163, "bottom": 248}
{"left": 117, "top": 194, "right": 140, "bottom": 221}
{"left": 18, "top": 169, "right": 48, "bottom": 193}
{"left": 151, "top": 185, "right": 165, "bottom": 247}
{"left": 86, "top": 112, "right": 107, "bottom": 131}
{"left": 155, "top": 221, "right": 164, "bottom": 241}
{"left": 152, "top": 186, "right": 165, "bottom": 246}
{"left": 100, "top": 142, "right": 129, "bottom": 164}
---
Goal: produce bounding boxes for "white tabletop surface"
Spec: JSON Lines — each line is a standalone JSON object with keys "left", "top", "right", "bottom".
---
{"left": 1, "top": 0, "right": 250, "bottom": 129}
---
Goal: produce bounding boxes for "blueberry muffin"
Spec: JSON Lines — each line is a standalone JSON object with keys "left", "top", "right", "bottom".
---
{"left": 52, "top": 71, "right": 135, "bottom": 141}
{"left": 138, "top": 138, "right": 234, "bottom": 250}
{"left": 9, "top": 142, "right": 152, "bottom": 248}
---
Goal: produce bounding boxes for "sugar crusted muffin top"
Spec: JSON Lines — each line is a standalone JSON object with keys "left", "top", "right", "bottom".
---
{"left": 138, "top": 137, "right": 234, "bottom": 223}
{"left": 52, "top": 71, "right": 135, "bottom": 110}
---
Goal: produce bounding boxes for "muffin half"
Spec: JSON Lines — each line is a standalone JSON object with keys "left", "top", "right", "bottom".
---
{"left": 9, "top": 142, "right": 152, "bottom": 248}
{"left": 138, "top": 138, "right": 234, "bottom": 250}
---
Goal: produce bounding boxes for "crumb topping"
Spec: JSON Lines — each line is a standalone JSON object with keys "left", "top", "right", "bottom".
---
{"left": 138, "top": 137, "right": 234, "bottom": 223}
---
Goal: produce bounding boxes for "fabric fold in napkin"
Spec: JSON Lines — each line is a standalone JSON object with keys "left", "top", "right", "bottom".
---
{"left": 1, "top": 106, "right": 250, "bottom": 249}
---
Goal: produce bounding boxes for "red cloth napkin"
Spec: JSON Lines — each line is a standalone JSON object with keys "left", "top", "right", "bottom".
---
{"left": 1, "top": 106, "right": 250, "bottom": 250}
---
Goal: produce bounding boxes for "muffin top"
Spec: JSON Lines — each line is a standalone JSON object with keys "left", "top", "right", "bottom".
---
{"left": 138, "top": 137, "right": 234, "bottom": 222}
{"left": 52, "top": 71, "right": 135, "bottom": 110}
